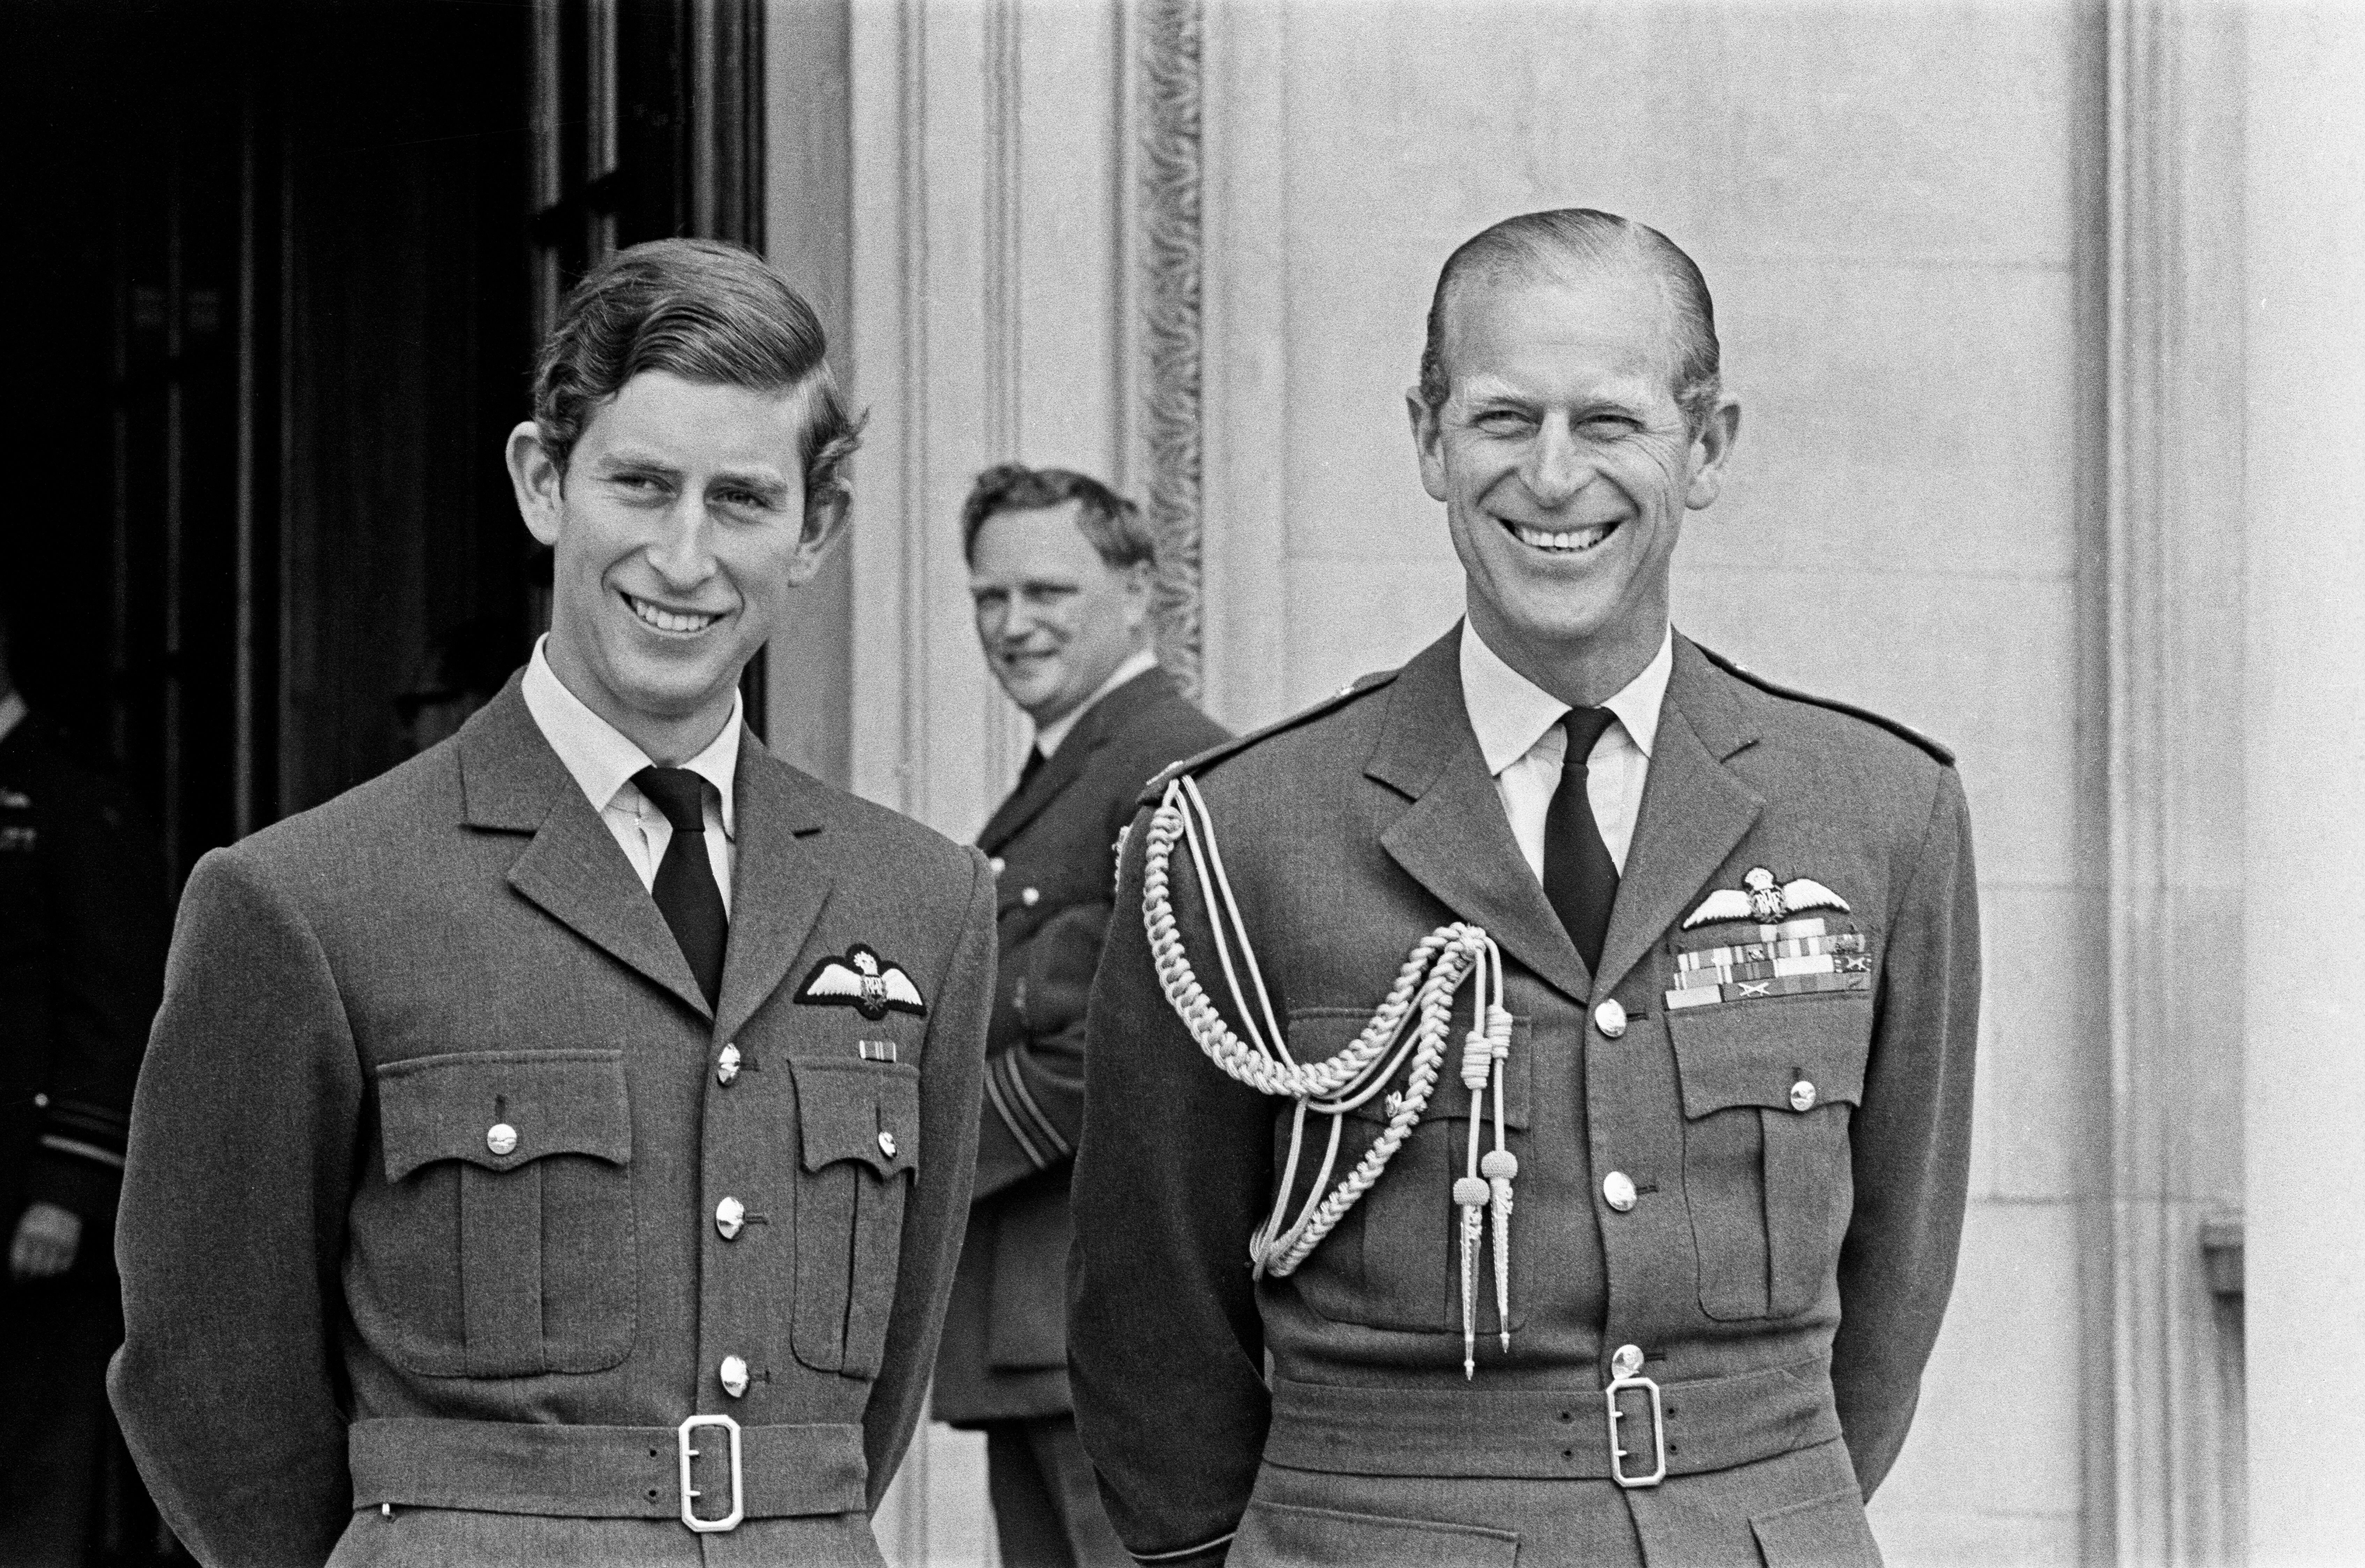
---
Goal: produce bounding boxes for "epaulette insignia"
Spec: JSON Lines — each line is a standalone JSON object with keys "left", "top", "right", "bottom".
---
{"left": 1136, "top": 668, "right": 1400, "bottom": 809}
{"left": 1693, "top": 641, "right": 1956, "bottom": 765}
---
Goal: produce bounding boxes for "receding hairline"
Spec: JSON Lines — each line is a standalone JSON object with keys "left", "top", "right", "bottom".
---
{"left": 1431, "top": 241, "right": 1692, "bottom": 388}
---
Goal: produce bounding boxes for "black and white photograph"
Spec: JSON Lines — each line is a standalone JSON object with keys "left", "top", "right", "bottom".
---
{"left": 0, "top": 0, "right": 2356, "bottom": 1564}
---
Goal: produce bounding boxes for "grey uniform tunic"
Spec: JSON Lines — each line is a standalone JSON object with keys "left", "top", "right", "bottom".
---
{"left": 111, "top": 679, "right": 994, "bottom": 1567}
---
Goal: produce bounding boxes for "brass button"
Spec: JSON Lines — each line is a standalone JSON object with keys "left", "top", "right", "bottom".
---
{"left": 1611, "top": 1343, "right": 1645, "bottom": 1379}
{"left": 878, "top": 1130, "right": 898, "bottom": 1159}
{"left": 1021, "top": 886, "right": 1041, "bottom": 907}
{"left": 1790, "top": 1079, "right": 1818, "bottom": 1112}
{"left": 716, "top": 1043, "right": 741, "bottom": 1086}
{"left": 989, "top": 856, "right": 1007, "bottom": 874}
{"left": 719, "top": 1355, "right": 749, "bottom": 1398}
{"left": 1593, "top": 999, "right": 1628, "bottom": 1038}
{"left": 715, "top": 1196, "right": 745, "bottom": 1240}
{"left": 485, "top": 1123, "right": 517, "bottom": 1157}
{"left": 1603, "top": 1171, "right": 1637, "bottom": 1212}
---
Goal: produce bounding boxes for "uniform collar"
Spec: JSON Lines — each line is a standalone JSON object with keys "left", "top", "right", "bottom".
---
{"left": 0, "top": 691, "right": 25, "bottom": 749}
{"left": 1033, "top": 647, "right": 1159, "bottom": 759}
{"left": 520, "top": 635, "right": 739, "bottom": 838}
{"left": 1458, "top": 619, "right": 1672, "bottom": 777}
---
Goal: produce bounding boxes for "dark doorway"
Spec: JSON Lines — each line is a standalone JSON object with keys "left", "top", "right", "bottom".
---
{"left": 4, "top": 1, "right": 763, "bottom": 1556}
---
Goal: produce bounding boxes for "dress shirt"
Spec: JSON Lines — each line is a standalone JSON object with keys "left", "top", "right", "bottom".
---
{"left": 1032, "top": 647, "right": 1159, "bottom": 759}
{"left": 1458, "top": 621, "right": 1672, "bottom": 881}
{"left": 0, "top": 691, "right": 25, "bottom": 748}
{"left": 520, "top": 636, "right": 740, "bottom": 912}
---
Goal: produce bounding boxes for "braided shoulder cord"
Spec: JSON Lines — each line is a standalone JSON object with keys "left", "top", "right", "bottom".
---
{"left": 1140, "top": 777, "right": 1520, "bottom": 1375}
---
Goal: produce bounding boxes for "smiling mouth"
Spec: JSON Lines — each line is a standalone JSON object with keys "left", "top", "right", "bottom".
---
{"left": 1505, "top": 519, "right": 1619, "bottom": 554}
{"left": 622, "top": 591, "right": 724, "bottom": 634}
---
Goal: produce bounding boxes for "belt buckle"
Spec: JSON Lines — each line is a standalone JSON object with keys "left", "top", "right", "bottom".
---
{"left": 1603, "top": 1371, "right": 1667, "bottom": 1489}
{"left": 677, "top": 1413, "right": 745, "bottom": 1533}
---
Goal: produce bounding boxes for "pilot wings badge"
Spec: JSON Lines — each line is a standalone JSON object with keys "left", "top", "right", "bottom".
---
{"left": 1682, "top": 866, "right": 1851, "bottom": 930}
{"left": 797, "top": 944, "right": 928, "bottom": 1020}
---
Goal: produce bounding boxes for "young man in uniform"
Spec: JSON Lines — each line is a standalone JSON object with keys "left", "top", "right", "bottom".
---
{"left": 111, "top": 239, "right": 996, "bottom": 1566}
{"left": 936, "top": 466, "right": 1228, "bottom": 1567}
{"left": 1070, "top": 209, "right": 1980, "bottom": 1566}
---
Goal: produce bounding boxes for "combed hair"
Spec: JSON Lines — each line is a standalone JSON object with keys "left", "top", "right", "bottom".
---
{"left": 532, "top": 238, "right": 864, "bottom": 508}
{"left": 1417, "top": 208, "right": 1722, "bottom": 436}
{"left": 959, "top": 463, "right": 1156, "bottom": 570}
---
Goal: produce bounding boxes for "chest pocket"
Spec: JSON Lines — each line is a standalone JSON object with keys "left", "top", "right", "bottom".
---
{"left": 365, "top": 1049, "right": 636, "bottom": 1377}
{"left": 1667, "top": 996, "right": 1871, "bottom": 1321}
{"left": 789, "top": 1056, "right": 920, "bottom": 1378}
{"left": 1279, "top": 1007, "right": 1533, "bottom": 1336}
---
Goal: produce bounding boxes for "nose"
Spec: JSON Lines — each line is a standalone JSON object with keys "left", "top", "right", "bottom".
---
{"left": 1523, "top": 416, "right": 1596, "bottom": 508}
{"left": 646, "top": 498, "right": 719, "bottom": 589}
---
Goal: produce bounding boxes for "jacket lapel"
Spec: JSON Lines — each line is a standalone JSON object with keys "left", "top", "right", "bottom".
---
{"left": 1369, "top": 630, "right": 1594, "bottom": 1006}
{"left": 1591, "top": 636, "right": 1766, "bottom": 996}
{"left": 713, "top": 739, "right": 835, "bottom": 1044}
{"left": 977, "top": 666, "right": 1183, "bottom": 852}
{"left": 460, "top": 683, "right": 712, "bottom": 1020}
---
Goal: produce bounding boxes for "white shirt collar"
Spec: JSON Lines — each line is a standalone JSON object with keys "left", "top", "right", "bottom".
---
{"left": 0, "top": 691, "right": 26, "bottom": 748}
{"left": 520, "top": 635, "right": 740, "bottom": 837}
{"left": 1033, "top": 647, "right": 1159, "bottom": 759}
{"left": 1459, "top": 620, "right": 1673, "bottom": 776}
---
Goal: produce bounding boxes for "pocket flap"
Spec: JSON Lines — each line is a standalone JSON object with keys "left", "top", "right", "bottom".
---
{"left": 1287, "top": 1007, "right": 1534, "bottom": 1130}
{"left": 1667, "top": 996, "right": 1872, "bottom": 1117}
{"left": 1751, "top": 1486, "right": 1881, "bottom": 1566}
{"left": 793, "top": 1057, "right": 920, "bottom": 1178}
{"left": 376, "top": 1049, "right": 631, "bottom": 1183}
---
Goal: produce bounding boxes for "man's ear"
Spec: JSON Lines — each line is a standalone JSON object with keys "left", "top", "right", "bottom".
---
{"left": 1121, "top": 560, "right": 1157, "bottom": 638}
{"left": 1408, "top": 387, "right": 1451, "bottom": 503}
{"left": 784, "top": 481, "right": 852, "bottom": 587}
{"left": 1684, "top": 398, "right": 1743, "bottom": 511}
{"left": 506, "top": 422, "right": 565, "bottom": 546}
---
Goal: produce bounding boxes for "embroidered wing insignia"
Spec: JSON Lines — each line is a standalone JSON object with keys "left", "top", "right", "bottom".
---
{"left": 1682, "top": 867, "right": 1854, "bottom": 930}
{"left": 797, "top": 943, "right": 928, "bottom": 1020}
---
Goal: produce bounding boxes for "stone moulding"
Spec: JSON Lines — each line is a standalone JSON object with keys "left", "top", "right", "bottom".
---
{"left": 1139, "top": 0, "right": 1204, "bottom": 698}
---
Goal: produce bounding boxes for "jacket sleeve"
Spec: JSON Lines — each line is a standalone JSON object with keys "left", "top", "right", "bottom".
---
{"left": 972, "top": 897, "right": 1104, "bottom": 1201}
{"left": 1830, "top": 765, "right": 1981, "bottom": 1496}
{"left": 1068, "top": 806, "right": 1275, "bottom": 1567}
{"left": 108, "top": 846, "right": 362, "bottom": 1567}
{"left": 26, "top": 777, "right": 168, "bottom": 1230}
{"left": 863, "top": 845, "right": 994, "bottom": 1505}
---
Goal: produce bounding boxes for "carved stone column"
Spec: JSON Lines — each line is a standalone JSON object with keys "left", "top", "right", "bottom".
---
{"left": 1138, "top": 0, "right": 1205, "bottom": 697}
{"left": 2094, "top": 2, "right": 2247, "bottom": 1561}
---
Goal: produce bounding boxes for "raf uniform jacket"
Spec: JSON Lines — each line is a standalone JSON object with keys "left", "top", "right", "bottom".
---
{"left": 110, "top": 678, "right": 995, "bottom": 1568}
{"left": 1069, "top": 629, "right": 1979, "bottom": 1568}
{"left": 0, "top": 712, "right": 166, "bottom": 1257}
{"left": 933, "top": 665, "right": 1228, "bottom": 1427}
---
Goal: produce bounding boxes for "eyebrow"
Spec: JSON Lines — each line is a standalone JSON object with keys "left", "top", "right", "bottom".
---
{"left": 1458, "top": 379, "right": 1649, "bottom": 418}
{"left": 594, "top": 451, "right": 793, "bottom": 502}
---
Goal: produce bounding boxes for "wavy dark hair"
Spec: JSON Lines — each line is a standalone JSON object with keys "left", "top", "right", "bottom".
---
{"left": 532, "top": 238, "right": 863, "bottom": 510}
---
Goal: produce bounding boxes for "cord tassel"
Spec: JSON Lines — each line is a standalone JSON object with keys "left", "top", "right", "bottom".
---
{"left": 1454, "top": 1179, "right": 1487, "bottom": 1379}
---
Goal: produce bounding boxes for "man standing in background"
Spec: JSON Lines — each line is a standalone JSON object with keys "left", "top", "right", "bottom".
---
{"left": 0, "top": 599, "right": 170, "bottom": 1562}
{"left": 936, "top": 465, "right": 1228, "bottom": 1567}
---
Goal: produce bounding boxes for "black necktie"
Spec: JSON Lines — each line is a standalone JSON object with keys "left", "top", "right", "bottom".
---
{"left": 1017, "top": 746, "right": 1048, "bottom": 791}
{"left": 633, "top": 767, "right": 728, "bottom": 1009}
{"left": 1542, "top": 709, "right": 1620, "bottom": 975}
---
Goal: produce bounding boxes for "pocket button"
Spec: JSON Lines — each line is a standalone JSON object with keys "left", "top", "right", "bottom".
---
{"left": 485, "top": 1122, "right": 517, "bottom": 1157}
{"left": 877, "top": 1130, "right": 897, "bottom": 1159}
{"left": 1789, "top": 1079, "right": 1818, "bottom": 1112}
{"left": 719, "top": 1355, "right": 749, "bottom": 1398}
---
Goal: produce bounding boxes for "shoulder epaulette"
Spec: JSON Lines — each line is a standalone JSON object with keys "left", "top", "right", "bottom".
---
{"left": 1693, "top": 641, "right": 1957, "bottom": 766}
{"left": 1136, "top": 668, "right": 1401, "bottom": 808}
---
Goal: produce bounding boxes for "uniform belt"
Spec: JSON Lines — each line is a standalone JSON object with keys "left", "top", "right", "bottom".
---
{"left": 347, "top": 1416, "right": 868, "bottom": 1520}
{"left": 1262, "top": 1355, "right": 1842, "bottom": 1481}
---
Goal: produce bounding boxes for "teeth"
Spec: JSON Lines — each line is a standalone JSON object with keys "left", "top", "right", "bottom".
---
{"left": 1512, "top": 522, "right": 1615, "bottom": 553}
{"left": 626, "top": 595, "right": 721, "bottom": 633}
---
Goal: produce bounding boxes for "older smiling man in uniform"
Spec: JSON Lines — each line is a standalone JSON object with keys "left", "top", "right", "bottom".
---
{"left": 1069, "top": 209, "right": 1980, "bottom": 1566}
{"left": 111, "top": 240, "right": 995, "bottom": 1567}
{"left": 936, "top": 465, "right": 1226, "bottom": 1568}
